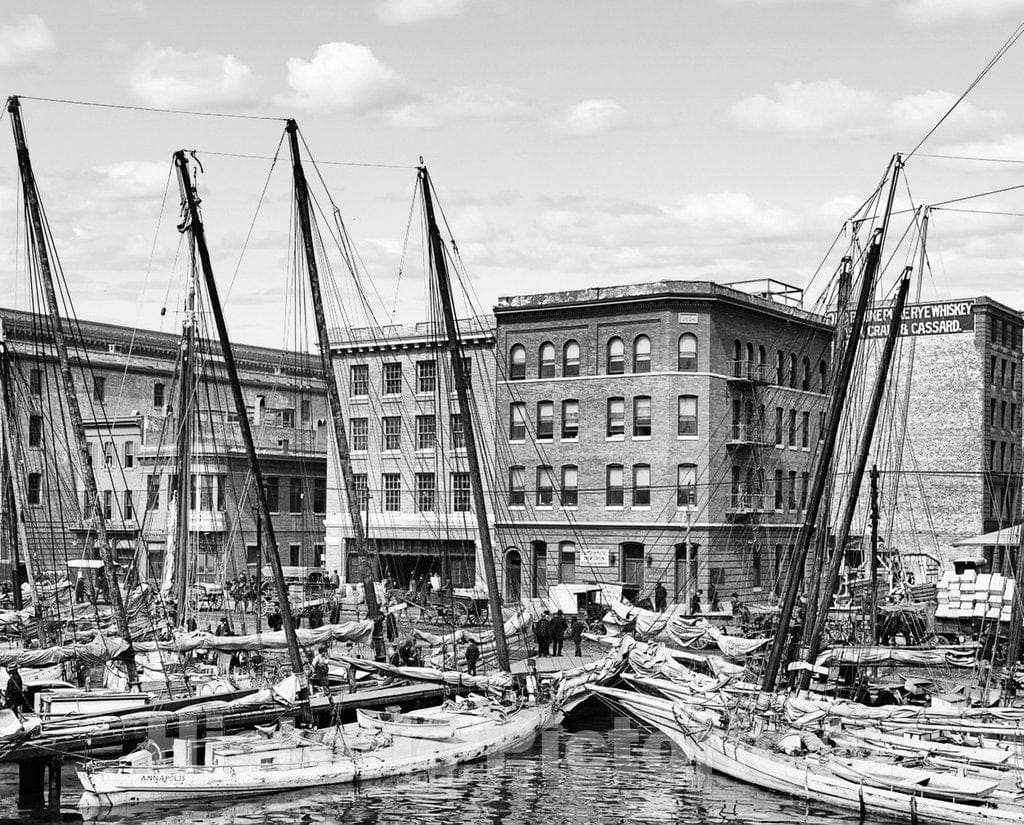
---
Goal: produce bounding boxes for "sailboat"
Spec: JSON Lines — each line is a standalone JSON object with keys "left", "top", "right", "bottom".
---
{"left": 77, "top": 122, "right": 558, "bottom": 809}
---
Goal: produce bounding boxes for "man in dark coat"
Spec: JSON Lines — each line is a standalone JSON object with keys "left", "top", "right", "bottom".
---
{"left": 570, "top": 615, "right": 585, "bottom": 657}
{"left": 534, "top": 611, "right": 551, "bottom": 657}
{"left": 690, "top": 589, "right": 703, "bottom": 615}
{"left": 4, "top": 664, "right": 28, "bottom": 713}
{"left": 267, "top": 603, "right": 283, "bottom": 632}
{"left": 654, "top": 581, "right": 668, "bottom": 612}
{"left": 549, "top": 610, "right": 568, "bottom": 656}
{"left": 464, "top": 640, "right": 480, "bottom": 676}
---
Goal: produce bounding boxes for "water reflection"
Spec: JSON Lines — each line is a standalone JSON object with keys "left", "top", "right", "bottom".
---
{"left": 0, "top": 711, "right": 864, "bottom": 825}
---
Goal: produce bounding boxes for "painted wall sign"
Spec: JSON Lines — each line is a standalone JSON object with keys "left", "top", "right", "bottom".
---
{"left": 677, "top": 313, "right": 699, "bottom": 324}
{"left": 579, "top": 546, "right": 610, "bottom": 567}
{"left": 826, "top": 300, "right": 975, "bottom": 338}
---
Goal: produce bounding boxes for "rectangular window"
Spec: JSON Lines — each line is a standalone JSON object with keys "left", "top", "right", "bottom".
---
{"left": 788, "top": 409, "right": 796, "bottom": 447}
{"left": 1013, "top": 363, "right": 1018, "bottom": 391}
{"left": 289, "top": 544, "right": 301, "bottom": 567}
{"left": 818, "top": 411, "right": 826, "bottom": 443}
{"left": 353, "top": 473, "right": 369, "bottom": 510}
{"left": 450, "top": 413, "right": 465, "bottom": 449}
{"left": 539, "top": 348, "right": 555, "bottom": 378}
{"left": 350, "top": 364, "right": 369, "bottom": 397}
{"left": 509, "top": 403, "right": 526, "bottom": 441}
{"left": 606, "top": 465, "right": 624, "bottom": 507}
{"left": 27, "top": 472, "right": 41, "bottom": 505}
{"left": 561, "top": 465, "right": 578, "bottom": 507}
{"left": 313, "top": 477, "right": 326, "bottom": 513}
{"left": 153, "top": 382, "right": 165, "bottom": 409}
{"left": 281, "top": 409, "right": 295, "bottom": 428}
{"left": 562, "top": 399, "right": 580, "bottom": 439}
{"left": 788, "top": 470, "right": 797, "bottom": 511}
{"left": 775, "top": 407, "right": 783, "bottom": 445}
{"left": 677, "top": 396, "right": 698, "bottom": 436}
{"left": 677, "top": 464, "right": 696, "bottom": 508}
{"left": 416, "top": 360, "right": 437, "bottom": 394}
{"left": 382, "top": 473, "right": 401, "bottom": 512}
{"left": 29, "top": 415, "right": 42, "bottom": 447}
{"left": 451, "top": 472, "right": 471, "bottom": 512}
{"left": 415, "top": 472, "right": 436, "bottom": 512}
{"left": 633, "top": 396, "right": 652, "bottom": 437}
{"left": 1002, "top": 401, "right": 1008, "bottom": 429}
{"left": 124, "top": 490, "right": 134, "bottom": 520}
{"left": 103, "top": 489, "right": 113, "bottom": 520}
{"left": 382, "top": 416, "right": 401, "bottom": 451}
{"left": 1013, "top": 404, "right": 1019, "bottom": 431}
{"left": 991, "top": 399, "right": 997, "bottom": 427}
{"left": 537, "top": 401, "right": 554, "bottom": 440}
{"left": 146, "top": 475, "right": 160, "bottom": 510}
{"left": 93, "top": 375, "right": 105, "bottom": 403}
{"left": 460, "top": 356, "right": 472, "bottom": 387}
{"left": 801, "top": 412, "right": 810, "bottom": 448}
{"left": 123, "top": 440, "right": 135, "bottom": 468}
{"left": 200, "top": 475, "right": 214, "bottom": 510}
{"left": 607, "top": 397, "right": 625, "bottom": 437}
{"left": 1002, "top": 358, "right": 1008, "bottom": 387}
{"left": 633, "top": 465, "right": 651, "bottom": 507}
{"left": 289, "top": 478, "right": 304, "bottom": 513}
{"left": 509, "top": 466, "right": 525, "bottom": 506}
{"left": 350, "top": 417, "right": 368, "bottom": 451}
{"left": 416, "top": 415, "right": 436, "bottom": 451}
{"left": 104, "top": 442, "right": 114, "bottom": 467}
{"left": 564, "top": 345, "right": 580, "bottom": 376}
{"left": 300, "top": 398, "right": 312, "bottom": 425}
{"left": 559, "top": 543, "right": 576, "bottom": 584}
{"left": 383, "top": 362, "right": 402, "bottom": 395}
{"left": 29, "top": 368, "right": 42, "bottom": 395}
{"left": 801, "top": 472, "right": 809, "bottom": 509}
{"left": 536, "top": 466, "right": 554, "bottom": 506}
{"left": 266, "top": 476, "right": 280, "bottom": 513}
{"left": 216, "top": 474, "right": 226, "bottom": 512}
{"left": 990, "top": 355, "right": 997, "bottom": 384}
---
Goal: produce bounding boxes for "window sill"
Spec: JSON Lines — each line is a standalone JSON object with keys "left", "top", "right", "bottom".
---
{"left": 606, "top": 434, "right": 625, "bottom": 442}
{"left": 632, "top": 435, "right": 652, "bottom": 441}
{"left": 563, "top": 505, "right": 578, "bottom": 511}
{"left": 535, "top": 505, "right": 553, "bottom": 511}
{"left": 382, "top": 449, "right": 400, "bottom": 455}
{"left": 508, "top": 438, "right": 526, "bottom": 444}
{"left": 509, "top": 505, "right": 526, "bottom": 511}
{"left": 350, "top": 396, "right": 369, "bottom": 403}
{"left": 605, "top": 506, "right": 624, "bottom": 511}
{"left": 677, "top": 435, "right": 699, "bottom": 440}
{"left": 633, "top": 505, "right": 651, "bottom": 511}
{"left": 415, "top": 391, "right": 436, "bottom": 399}
{"left": 414, "top": 449, "right": 435, "bottom": 455}
{"left": 537, "top": 436, "right": 554, "bottom": 443}
{"left": 382, "top": 395, "right": 402, "bottom": 401}
{"left": 561, "top": 434, "right": 579, "bottom": 442}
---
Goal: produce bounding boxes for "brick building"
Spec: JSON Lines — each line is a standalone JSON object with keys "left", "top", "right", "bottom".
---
{"left": 0, "top": 307, "right": 328, "bottom": 586}
{"left": 323, "top": 318, "right": 497, "bottom": 590}
{"left": 492, "top": 281, "right": 833, "bottom": 608}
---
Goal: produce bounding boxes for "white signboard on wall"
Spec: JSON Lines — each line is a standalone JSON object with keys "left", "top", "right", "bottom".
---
{"left": 677, "top": 313, "right": 699, "bottom": 325}
{"left": 580, "top": 546, "right": 610, "bottom": 567}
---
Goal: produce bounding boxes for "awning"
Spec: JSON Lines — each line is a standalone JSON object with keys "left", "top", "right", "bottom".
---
{"left": 952, "top": 524, "right": 1022, "bottom": 548}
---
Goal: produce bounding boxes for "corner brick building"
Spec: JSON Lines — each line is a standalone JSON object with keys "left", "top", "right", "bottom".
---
{"left": 0, "top": 307, "right": 328, "bottom": 585}
{"left": 492, "top": 281, "right": 833, "bottom": 607}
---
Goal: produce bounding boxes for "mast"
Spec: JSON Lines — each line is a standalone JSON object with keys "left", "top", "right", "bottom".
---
{"left": 284, "top": 121, "right": 382, "bottom": 655}
{"left": 172, "top": 150, "right": 311, "bottom": 718}
{"left": 868, "top": 464, "right": 881, "bottom": 644}
{"left": 760, "top": 154, "right": 902, "bottom": 692}
{"left": 799, "top": 270, "right": 910, "bottom": 690}
{"left": 419, "top": 163, "right": 510, "bottom": 672}
{"left": 173, "top": 267, "right": 197, "bottom": 626}
{"left": 7, "top": 96, "right": 138, "bottom": 684}
{"left": 0, "top": 329, "right": 45, "bottom": 641}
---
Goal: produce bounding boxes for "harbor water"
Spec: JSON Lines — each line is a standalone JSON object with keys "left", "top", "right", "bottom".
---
{"left": 0, "top": 709, "right": 865, "bottom": 825}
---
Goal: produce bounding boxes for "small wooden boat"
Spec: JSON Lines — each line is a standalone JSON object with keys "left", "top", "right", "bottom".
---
{"left": 827, "top": 758, "right": 1000, "bottom": 802}
{"left": 356, "top": 707, "right": 455, "bottom": 740}
{"left": 35, "top": 689, "right": 153, "bottom": 718}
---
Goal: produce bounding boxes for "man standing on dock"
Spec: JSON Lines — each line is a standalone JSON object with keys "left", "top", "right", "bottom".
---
{"left": 534, "top": 611, "right": 551, "bottom": 657}
{"left": 550, "top": 610, "right": 567, "bottom": 656}
{"left": 570, "top": 615, "right": 585, "bottom": 657}
{"left": 465, "top": 640, "right": 480, "bottom": 676}
{"left": 654, "top": 581, "right": 667, "bottom": 612}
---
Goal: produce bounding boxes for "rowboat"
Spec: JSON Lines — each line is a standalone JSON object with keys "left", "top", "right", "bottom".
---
{"left": 591, "top": 686, "right": 1024, "bottom": 825}
{"left": 78, "top": 699, "right": 557, "bottom": 808}
{"left": 356, "top": 708, "right": 455, "bottom": 740}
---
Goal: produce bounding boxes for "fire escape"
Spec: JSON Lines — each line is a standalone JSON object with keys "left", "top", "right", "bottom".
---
{"left": 725, "top": 346, "right": 775, "bottom": 521}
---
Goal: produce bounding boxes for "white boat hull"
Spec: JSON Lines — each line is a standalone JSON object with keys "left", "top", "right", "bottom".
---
{"left": 78, "top": 703, "right": 555, "bottom": 808}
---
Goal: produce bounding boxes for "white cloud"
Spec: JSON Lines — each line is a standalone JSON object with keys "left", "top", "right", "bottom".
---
{"left": 94, "top": 161, "right": 170, "bottom": 199}
{"left": 0, "top": 14, "right": 55, "bottom": 68}
{"left": 669, "top": 192, "right": 799, "bottom": 238}
{"left": 549, "top": 99, "right": 628, "bottom": 137}
{"left": 385, "top": 85, "right": 529, "bottom": 129}
{"left": 374, "top": 0, "right": 477, "bottom": 24}
{"left": 281, "top": 43, "right": 405, "bottom": 113}
{"left": 932, "top": 134, "right": 1024, "bottom": 160}
{"left": 730, "top": 80, "right": 1003, "bottom": 135}
{"left": 129, "top": 43, "right": 259, "bottom": 108}
{"left": 899, "top": 0, "right": 1024, "bottom": 22}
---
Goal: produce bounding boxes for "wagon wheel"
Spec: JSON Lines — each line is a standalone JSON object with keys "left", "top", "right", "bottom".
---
{"left": 451, "top": 601, "right": 471, "bottom": 627}
{"left": 419, "top": 605, "right": 440, "bottom": 624}
{"left": 209, "top": 592, "right": 224, "bottom": 610}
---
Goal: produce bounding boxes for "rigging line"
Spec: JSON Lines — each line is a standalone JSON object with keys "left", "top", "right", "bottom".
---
{"left": 198, "top": 147, "right": 416, "bottom": 170}
{"left": 932, "top": 207, "right": 1024, "bottom": 218}
{"left": 915, "top": 152, "right": 1024, "bottom": 166}
{"left": 906, "top": 19, "right": 1024, "bottom": 159}
{"left": 17, "top": 95, "right": 287, "bottom": 122}
{"left": 930, "top": 181, "right": 1024, "bottom": 208}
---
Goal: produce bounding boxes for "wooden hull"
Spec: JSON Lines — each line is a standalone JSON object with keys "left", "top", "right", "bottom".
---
{"left": 590, "top": 686, "right": 1024, "bottom": 825}
{"left": 355, "top": 708, "right": 455, "bottom": 740}
{"left": 78, "top": 703, "right": 556, "bottom": 808}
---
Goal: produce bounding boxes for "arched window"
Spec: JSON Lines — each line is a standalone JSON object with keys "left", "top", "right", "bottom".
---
{"left": 607, "top": 337, "right": 625, "bottom": 374}
{"left": 633, "top": 335, "right": 651, "bottom": 373}
{"left": 802, "top": 356, "right": 811, "bottom": 391}
{"left": 776, "top": 350, "right": 784, "bottom": 384}
{"left": 733, "top": 339, "right": 742, "bottom": 361}
{"left": 789, "top": 353, "right": 797, "bottom": 388}
{"left": 678, "top": 333, "right": 697, "bottom": 371}
{"left": 746, "top": 342, "right": 755, "bottom": 365}
{"left": 563, "top": 340, "right": 580, "bottom": 377}
{"left": 559, "top": 541, "right": 576, "bottom": 583}
{"left": 509, "top": 345, "right": 526, "bottom": 380}
{"left": 818, "top": 359, "right": 828, "bottom": 392}
{"left": 538, "top": 342, "right": 555, "bottom": 378}
{"left": 758, "top": 345, "right": 766, "bottom": 366}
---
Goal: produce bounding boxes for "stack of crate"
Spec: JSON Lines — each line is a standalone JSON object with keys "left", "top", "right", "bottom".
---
{"left": 935, "top": 569, "right": 1014, "bottom": 621}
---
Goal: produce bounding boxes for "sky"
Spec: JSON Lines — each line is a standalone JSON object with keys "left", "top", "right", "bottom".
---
{"left": 2, "top": 0, "right": 1024, "bottom": 347}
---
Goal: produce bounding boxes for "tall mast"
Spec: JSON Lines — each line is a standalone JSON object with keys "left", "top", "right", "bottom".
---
{"left": 760, "top": 155, "right": 902, "bottom": 692}
{"left": 419, "top": 164, "right": 510, "bottom": 672}
{"left": 173, "top": 262, "right": 197, "bottom": 626}
{"left": 284, "top": 121, "right": 382, "bottom": 653}
{"left": 799, "top": 270, "right": 910, "bottom": 690}
{"left": 172, "top": 150, "right": 311, "bottom": 718}
{"left": 868, "top": 464, "right": 881, "bottom": 644}
{"left": 7, "top": 96, "right": 138, "bottom": 684}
